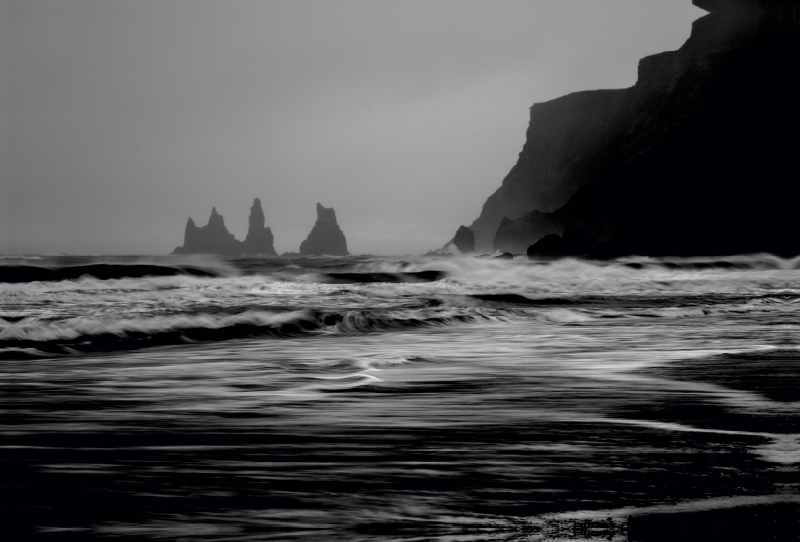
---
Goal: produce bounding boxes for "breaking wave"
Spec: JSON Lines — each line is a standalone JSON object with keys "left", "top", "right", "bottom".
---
{"left": 315, "top": 270, "right": 445, "bottom": 283}
{"left": 468, "top": 294, "right": 574, "bottom": 306}
{"left": 0, "top": 263, "right": 223, "bottom": 283}
{"left": 4, "top": 253, "right": 800, "bottom": 360}
{"left": 0, "top": 308, "right": 482, "bottom": 359}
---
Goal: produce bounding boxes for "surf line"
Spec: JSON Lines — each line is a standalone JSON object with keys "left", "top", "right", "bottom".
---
{"left": 579, "top": 416, "right": 769, "bottom": 438}
{"left": 572, "top": 416, "right": 800, "bottom": 464}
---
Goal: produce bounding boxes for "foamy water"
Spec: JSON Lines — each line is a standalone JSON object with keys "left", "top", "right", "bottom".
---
{"left": 2, "top": 254, "right": 800, "bottom": 540}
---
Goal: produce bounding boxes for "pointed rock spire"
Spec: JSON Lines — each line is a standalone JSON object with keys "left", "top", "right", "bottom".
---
{"left": 181, "top": 217, "right": 201, "bottom": 250}
{"left": 249, "top": 199, "right": 265, "bottom": 231}
{"left": 207, "top": 207, "right": 225, "bottom": 230}
{"left": 299, "top": 203, "right": 349, "bottom": 256}
{"left": 242, "top": 198, "right": 277, "bottom": 255}
{"left": 173, "top": 205, "right": 243, "bottom": 255}
{"left": 315, "top": 202, "right": 337, "bottom": 223}
{"left": 185, "top": 217, "right": 198, "bottom": 233}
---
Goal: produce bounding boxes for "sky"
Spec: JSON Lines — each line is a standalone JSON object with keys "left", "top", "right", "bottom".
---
{"left": 1, "top": 0, "right": 703, "bottom": 256}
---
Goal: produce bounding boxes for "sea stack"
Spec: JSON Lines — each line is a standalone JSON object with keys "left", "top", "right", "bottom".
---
{"left": 299, "top": 203, "right": 349, "bottom": 256}
{"left": 241, "top": 198, "right": 277, "bottom": 255}
{"left": 173, "top": 207, "right": 241, "bottom": 255}
{"left": 453, "top": 226, "right": 475, "bottom": 253}
{"left": 464, "top": 0, "right": 800, "bottom": 257}
{"left": 172, "top": 199, "right": 276, "bottom": 255}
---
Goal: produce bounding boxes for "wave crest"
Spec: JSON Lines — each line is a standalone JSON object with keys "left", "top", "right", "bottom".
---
{"left": 0, "top": 308, "right": 482, "bottom": 359}
{"left": 0, "top": 263, "right": 223, "bottom": 283}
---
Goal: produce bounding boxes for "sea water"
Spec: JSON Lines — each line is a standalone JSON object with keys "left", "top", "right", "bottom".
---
{"left": 2, "top": 254, "right": 800, "bottom": 540}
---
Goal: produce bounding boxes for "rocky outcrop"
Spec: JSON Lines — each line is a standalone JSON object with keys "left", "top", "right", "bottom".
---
{"left": 453, "top": 226, "right": 475, "bottom": 253}
{"left": 470, "top": 0, "right": 800, "bottom": 257}
{"left": 527, "top": 228, "right": 600, "bottom": 260}
{"left": 493, "top": 212, "right": 561, "bottom": 254}
{"left": 241, "top": 198, "right": 277, "bottom": 255}
{"left": 299, "top": 203, "right": 349, "bottom": 256}
{"left": 526, "top": 234, "right": 566, "bottom": 260}
{"left": 172, "top": 199, "right": 276, "bottom": 255}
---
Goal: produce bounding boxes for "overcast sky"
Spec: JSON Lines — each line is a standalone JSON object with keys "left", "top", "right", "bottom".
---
{"left": 1, "top": 0, "right": 702, "bottom": 256}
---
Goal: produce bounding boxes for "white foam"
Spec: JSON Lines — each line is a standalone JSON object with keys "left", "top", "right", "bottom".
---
{"left": 0, "top": 310, "right": 311, "bottom": 342}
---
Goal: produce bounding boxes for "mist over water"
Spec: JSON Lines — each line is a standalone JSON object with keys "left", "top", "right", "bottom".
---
{"left": 3, "top": 254, "right": 800, "bottom": 540}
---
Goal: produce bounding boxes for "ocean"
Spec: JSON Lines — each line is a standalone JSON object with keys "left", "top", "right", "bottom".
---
{"left": 2, "top": 254, "right": 800, "bottom": 540}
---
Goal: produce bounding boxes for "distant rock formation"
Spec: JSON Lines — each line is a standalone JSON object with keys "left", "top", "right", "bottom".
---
{"left": 173, "top": 207, "right": 239, "bottom": 255}
{"left": 453, "top": 226, "right": 475, "bottom": 253}
{"left": 467, "top": 0, "right": 800, "bottom": 257}
{"left": 299, "top": 203, "right": 349, "bottom": 256}
{"left": 241, "top": 198, "right": 277, "bottom": 255}
{"left": 172, "top": 199, "right": 276, "bottom": 255}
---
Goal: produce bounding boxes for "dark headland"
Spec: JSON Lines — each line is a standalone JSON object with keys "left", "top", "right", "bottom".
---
{"left": 460, "top": 0, "right": 800, "bottom": 258}
{"left": 173, "top": 198, "right": 277, "bottom": 256}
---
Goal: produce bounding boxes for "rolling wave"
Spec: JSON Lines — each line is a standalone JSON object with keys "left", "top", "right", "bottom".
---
{"left": 0, "top": 263, "right": 221, "bottom": 283}
{"left": 4, "top": 253, "right": 800, "bottom": 361}
{"left": 0, "top": 308, "right": 480, "bottom": 359}
{"left": 5, "top": 253, "right": 800, "bottom": 287}
{"left": 317, "top": 270, "right": 445, "bottom": 283}
{"left": 469, "top": 294, "right": 574, "bottom": 306}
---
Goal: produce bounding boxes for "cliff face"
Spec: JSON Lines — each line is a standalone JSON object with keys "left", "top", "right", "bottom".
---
{"left": 173, "top": 199, "right": 276, "bottom": 255}
{"left": 551, "top": 0, "right": 800, "bottom": 256}
{"left": 468, "top": 89, "right": 633, "bottom": 252}
{"left": 299, "top": 204, "right": 349, "bottom": 256}
{"left": 469, "top": 0, "right": 800, "bottom": 257}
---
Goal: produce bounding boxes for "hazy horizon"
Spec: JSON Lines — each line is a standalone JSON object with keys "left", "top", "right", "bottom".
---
{"left": 1, "top": 0, "right": 703, "bottom": 256}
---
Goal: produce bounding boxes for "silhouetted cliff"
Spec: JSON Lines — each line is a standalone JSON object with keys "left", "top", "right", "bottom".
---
{"left": 172, "top": 199, "right": 276, "bottom": 255}
{"left": 469, "top": 0, "right": 800, "bottom": 257}
{"left": 299, "top": 204, "right": 349, "bottom": 256}
{"left": 468, "top": 90, "right": 632, "bottom": 251}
